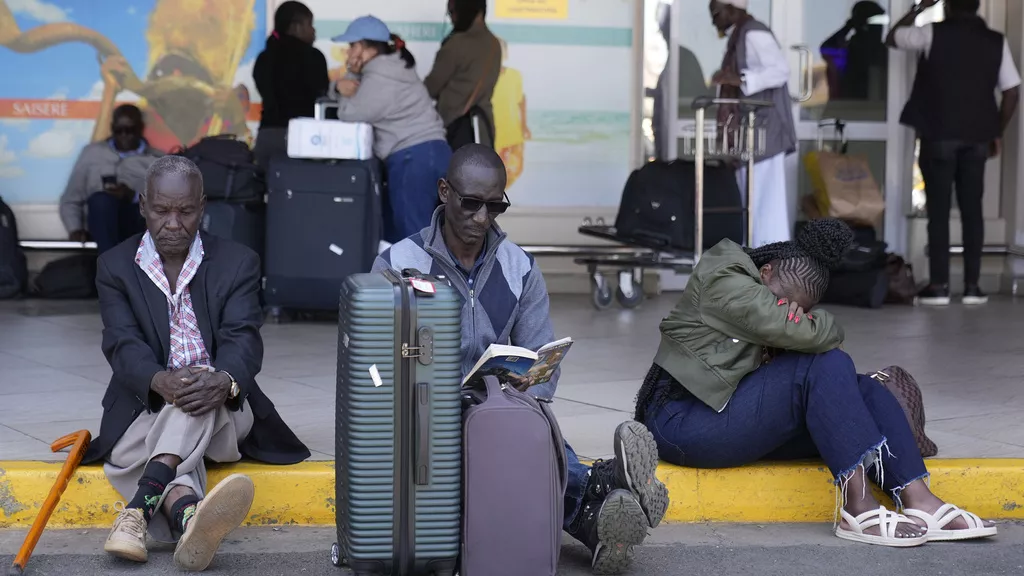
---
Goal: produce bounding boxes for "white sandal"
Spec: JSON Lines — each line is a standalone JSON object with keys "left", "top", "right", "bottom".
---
{"left": 903, "top": 504, "right": 998, "bottom": 542}
{"left": 835, "top": 506, "right": 928, "bottom": 548}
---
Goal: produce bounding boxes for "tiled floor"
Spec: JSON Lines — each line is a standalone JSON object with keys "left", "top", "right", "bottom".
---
{"left": 1, "top": 295, "right": 1023, "bottom": 462}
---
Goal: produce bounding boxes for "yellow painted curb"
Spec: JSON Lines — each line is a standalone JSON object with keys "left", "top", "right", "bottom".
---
{"left": 1, "top": 459, "right": 1022, "bottom": 529}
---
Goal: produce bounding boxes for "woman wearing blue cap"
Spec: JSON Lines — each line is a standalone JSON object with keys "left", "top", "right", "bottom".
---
{"left": 330, "top": 16, "right": 451, "bottom": 244}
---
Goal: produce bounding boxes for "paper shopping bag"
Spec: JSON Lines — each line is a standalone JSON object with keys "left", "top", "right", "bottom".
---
{"left": 805, "top": 150, "right": 885, "bottom": 227}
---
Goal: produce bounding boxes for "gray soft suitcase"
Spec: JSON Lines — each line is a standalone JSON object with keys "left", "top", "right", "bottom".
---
{"left": 460, "top": 375, "right": 568, "bottom": 576}
{"left": 332, "top": 268, "right": 462, "bottom": 576}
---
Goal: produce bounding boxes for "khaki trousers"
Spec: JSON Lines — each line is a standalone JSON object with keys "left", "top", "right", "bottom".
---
{"left": 104, "top": 403, "right": 254, "bottom": 542}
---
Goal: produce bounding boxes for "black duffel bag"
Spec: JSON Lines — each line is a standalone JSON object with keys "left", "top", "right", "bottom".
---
{"left": 614, "top": 160, "right": 745, "bottom": 252}
{"left": 822, "top": 224, "right": 889, "bottom": 308}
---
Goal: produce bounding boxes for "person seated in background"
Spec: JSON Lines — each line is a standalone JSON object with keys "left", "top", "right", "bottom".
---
{"left": 329, "top": 16, "right": 451, "bottom": 244}
{"left": 373, "top": 144, "right": 669, "bottom": 575}
{"left": 84, "top": 156, "right": 309, "bottom": 571}
{"left": 634, "top": 219, "right": 997, "bottom": 547}
{"left": 59, "top": 104, "right": 163, "bottom": 254}
{"left": 252, "top": 0, "right": 330, "bottom": 169}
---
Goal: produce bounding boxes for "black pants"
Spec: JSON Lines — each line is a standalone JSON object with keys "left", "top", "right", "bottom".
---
{"left": 918, "top": 139, "right": 988, "bottom": 286}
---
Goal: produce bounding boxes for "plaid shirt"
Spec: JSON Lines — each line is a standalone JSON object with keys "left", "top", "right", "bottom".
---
{"left": 135, "top": 232, "right": 211, "bottom": 370}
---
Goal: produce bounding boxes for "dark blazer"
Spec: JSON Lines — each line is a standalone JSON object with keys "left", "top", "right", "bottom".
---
{"left": 83, "top": 232, "right": 310, "bottom": 465}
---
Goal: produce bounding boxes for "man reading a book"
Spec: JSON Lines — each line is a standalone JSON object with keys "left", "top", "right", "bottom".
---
{"left": 372, "top": 144, "right": 669, "bottom": 575}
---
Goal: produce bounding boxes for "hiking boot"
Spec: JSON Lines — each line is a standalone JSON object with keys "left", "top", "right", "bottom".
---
{"left": 915, "top": 284, "right": 950, "bottom": 306}
{"left": 568, "top": 490, "right": 649, "bottom": 575}
{"left": 588, "top": 421, "right": 670, "bottom": 528}
{"left": 962, "top": 285, "right": 989, "bottom": 305}
{"left": 173, "top": 474, "right": 255, "bottom": 571}
{"left": 104, "top": 504, "right": 148, "bottom": 562}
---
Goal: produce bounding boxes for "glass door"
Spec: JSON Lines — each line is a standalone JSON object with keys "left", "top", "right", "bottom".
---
{"left": 782, "top": 0, "right": 898, "bottom": 245}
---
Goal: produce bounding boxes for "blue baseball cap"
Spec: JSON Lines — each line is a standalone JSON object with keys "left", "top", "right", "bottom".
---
{"left": 331, "top": 15, "right": 391, "bottom": 43}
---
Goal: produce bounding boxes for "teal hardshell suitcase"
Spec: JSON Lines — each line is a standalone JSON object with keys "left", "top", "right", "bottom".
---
{"left": 332, "top": 269, "right": 462, "bottom": 576}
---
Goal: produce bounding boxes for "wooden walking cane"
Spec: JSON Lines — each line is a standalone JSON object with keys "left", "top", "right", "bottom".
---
{"left": 8, "top": 430, "right": 91, "bottom": 576}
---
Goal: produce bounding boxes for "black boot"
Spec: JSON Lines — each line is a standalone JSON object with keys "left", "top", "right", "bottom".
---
{"left": 567, "top": 489, "right": 649, "bottom": 575}
{"left": 587, "top": 422, "right": 669, "bottom": 528}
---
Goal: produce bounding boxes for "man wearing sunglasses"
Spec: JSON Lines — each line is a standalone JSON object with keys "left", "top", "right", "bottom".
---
{"left": 59, "top": 104, "right": 164, "bottom": 254}
{"left": 372, "top": 144, "right": 668, "bottom": 575}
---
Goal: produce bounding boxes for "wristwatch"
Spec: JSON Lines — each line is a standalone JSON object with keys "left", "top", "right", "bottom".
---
{"left": 222, "top": 371, "right": 240, "bottom": 399}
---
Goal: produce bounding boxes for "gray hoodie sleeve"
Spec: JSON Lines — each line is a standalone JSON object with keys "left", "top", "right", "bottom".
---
{"left": 335, "top": 74, "right": 392, "bottom": 125}
{"left": 59, "top": 147, "right": 92, "bottom": 234}
{"left": 510, "top": 259, "right": 559, "bottom": 400}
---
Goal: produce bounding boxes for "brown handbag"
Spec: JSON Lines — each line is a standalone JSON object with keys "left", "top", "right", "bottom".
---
{"left": 869, "top": 366, "right": 938, "bottom": 458}
{"left": 885, "top": 255, "right": 917, "bottom": 305}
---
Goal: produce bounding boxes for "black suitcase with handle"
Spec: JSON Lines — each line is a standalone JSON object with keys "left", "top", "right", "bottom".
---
{"left": 263, "top": 156, "right": 382, "bottom": 316}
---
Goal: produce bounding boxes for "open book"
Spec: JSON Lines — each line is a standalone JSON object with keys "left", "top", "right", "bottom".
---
{"left": 462, "top": 337, "right": 574, "bottom": 391}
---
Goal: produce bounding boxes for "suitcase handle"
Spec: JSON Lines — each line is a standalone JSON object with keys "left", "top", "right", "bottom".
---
{"left": 415, "top": 382, "right": 431, "bottom": 485}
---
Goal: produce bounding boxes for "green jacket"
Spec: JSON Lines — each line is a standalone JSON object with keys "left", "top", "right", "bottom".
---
{"left": 653, "top": 240, "right": 845, "bottom": 412}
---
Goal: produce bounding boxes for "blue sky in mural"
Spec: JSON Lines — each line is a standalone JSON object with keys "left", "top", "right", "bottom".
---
{"left": 0, "top": 0, "right": 266, "bottom": 205}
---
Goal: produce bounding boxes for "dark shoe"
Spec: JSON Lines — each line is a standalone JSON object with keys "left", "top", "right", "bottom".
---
{"left": 962, "top": 285, "right": 989, "bottom": 305}
{"left": 588, "top": 422, "right": 670, "bottom": 528}
{"left": 915, "top": 284, "right": 950, "bottom": 306}
{"left": 569, "top": 490, "right": 649, "bottom": 575}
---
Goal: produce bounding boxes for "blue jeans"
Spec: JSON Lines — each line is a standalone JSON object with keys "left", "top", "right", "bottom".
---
{"left": 564, "top": 442, "right": 590, "bottom": 530}
{"left": 645, "top": 349, "right": 928, "bottom": 500}
{"left": 87, "top": 192, "right": 145, "bottom": 254}
{"left": 384, "top": 140, "right": 452, "bottom": 243}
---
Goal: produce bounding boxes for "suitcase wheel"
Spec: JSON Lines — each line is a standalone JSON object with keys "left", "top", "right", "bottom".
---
{"left": 589, "top": 272, "right": 614, "bottom": 311}
{"left": 616, "top": 272, "right": 644, "bottom": 310}
{"left": 330, "top": 542, "right": 344, "bottom": 567}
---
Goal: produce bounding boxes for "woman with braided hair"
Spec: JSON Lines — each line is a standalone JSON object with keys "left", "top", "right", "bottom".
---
{"left": 634, "top": 218, "right": 996, "bottom": 547}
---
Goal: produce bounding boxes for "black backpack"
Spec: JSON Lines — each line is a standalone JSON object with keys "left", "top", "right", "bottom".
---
{"left": 175, "top": 135, "right": 262, "bottom": 202}
{"left": 0, "top": 197, "right": 28, "bottom": 299}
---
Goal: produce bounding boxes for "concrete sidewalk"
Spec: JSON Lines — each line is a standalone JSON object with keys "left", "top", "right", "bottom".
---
{"left": 2, "top": 295, "right": 1024, "bottom": 527}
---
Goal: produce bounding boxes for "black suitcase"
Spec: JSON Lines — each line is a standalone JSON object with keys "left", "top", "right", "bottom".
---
{"left": 202, "top": 201, "right": 266, "bottom": 262}
{"left": 264, "top": 156, "right": 382, "bottom": 312}
{"left": 332, "top": 269, "right": 462, "bottom": 576}
{"left": 612, "top": 160, "right": 744, "bottom": 252}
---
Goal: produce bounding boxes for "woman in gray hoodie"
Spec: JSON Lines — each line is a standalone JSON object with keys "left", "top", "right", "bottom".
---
{"left": 330, "top": 16, "right": 451, "bottom": 243}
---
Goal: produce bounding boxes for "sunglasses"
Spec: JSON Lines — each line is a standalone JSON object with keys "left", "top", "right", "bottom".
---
{"left": 445, "top": 179, "right": 511, "bottom": 215}
{"left": 112, "top": 126, "right": 139, "bottom": 136}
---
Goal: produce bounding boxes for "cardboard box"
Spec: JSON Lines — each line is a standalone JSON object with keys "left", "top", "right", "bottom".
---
{"left": 286, "top": 118, "right": 374, "bottom": 160}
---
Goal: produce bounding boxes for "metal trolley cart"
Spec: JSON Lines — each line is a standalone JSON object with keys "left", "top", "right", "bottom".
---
{"left": 575, "top": 96, "right": 772, "bottom": 310}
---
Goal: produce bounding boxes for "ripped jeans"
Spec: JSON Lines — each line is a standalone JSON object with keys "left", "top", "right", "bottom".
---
{"left": 644, "top": 349, "right": 928, "bottom": 505}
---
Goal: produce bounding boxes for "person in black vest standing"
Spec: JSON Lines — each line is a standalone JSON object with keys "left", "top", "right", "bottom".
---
{"left": 887, "top": 0, "right": 1020, "bottom": 306}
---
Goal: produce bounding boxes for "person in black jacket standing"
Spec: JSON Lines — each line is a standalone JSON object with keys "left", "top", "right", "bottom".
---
{"left": 252, "top": 1, "right": 330, "bottom": 169}
{"left": 888, "top": 0, "right": 1020, "bottom": 306}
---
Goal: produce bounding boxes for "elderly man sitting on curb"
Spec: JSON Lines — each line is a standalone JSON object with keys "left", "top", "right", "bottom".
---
{"left": 82, "top": 156, "right": 309, "bottom": 571}
{"left": 373, "top": 144, "right": 669, "bottom": 575}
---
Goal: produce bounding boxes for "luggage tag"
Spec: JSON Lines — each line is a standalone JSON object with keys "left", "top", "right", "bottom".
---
{"left": 410, "top": 278, "right": 435, "bottom": 294}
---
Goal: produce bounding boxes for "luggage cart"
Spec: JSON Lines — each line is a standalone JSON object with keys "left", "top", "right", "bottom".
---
{"left": 575, "top": 96, "right": 772, "bottom": 309}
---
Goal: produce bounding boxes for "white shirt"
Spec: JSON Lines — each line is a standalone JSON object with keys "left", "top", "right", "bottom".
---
{"left": 893, "top": 24, "right": 1021, "bottom": 91}
{"left": 739, "top": 30, "right": 791, "bottom": 96}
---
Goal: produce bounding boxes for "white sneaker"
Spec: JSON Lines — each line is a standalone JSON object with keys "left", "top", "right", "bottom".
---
{"left": 103, "top": 504, "right": 148, "bottom": 562}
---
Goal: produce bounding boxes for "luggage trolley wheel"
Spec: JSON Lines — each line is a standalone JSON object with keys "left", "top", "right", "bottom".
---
{"left": 616, "top": 270, "right": 643, "bottom": 309}
{"left": 330, "top": 542, "right": 344, "bottom": 567}
{"left": 588, "top": 267, "right": 614, "bottom": 310}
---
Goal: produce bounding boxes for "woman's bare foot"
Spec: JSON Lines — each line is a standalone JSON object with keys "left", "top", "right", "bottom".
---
{"left": 840, "top": 467, "right": 927, "bottom": 540}
{"left": 899, "top": 479, "right": 996, "bottom": 533}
